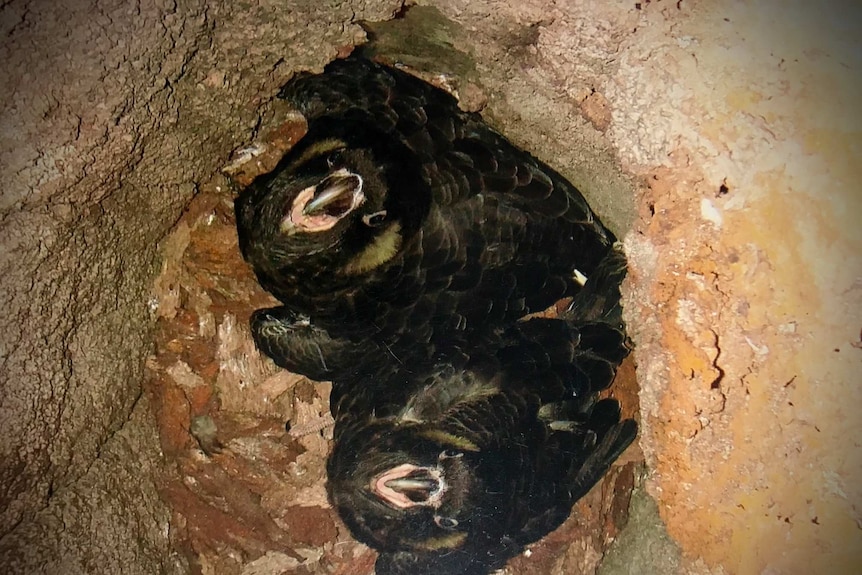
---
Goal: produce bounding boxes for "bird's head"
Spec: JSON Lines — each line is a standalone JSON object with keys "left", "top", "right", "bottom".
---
{"left": 235, "top": 125, "right": 429, "bottom": 287}
{"left": 326, "top": 421, "right": 496, "bottom": 555}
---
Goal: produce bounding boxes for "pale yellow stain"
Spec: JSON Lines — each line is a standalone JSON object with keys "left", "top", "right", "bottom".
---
{"left": 653, "top": 168, "right": 862, "bottom": 573}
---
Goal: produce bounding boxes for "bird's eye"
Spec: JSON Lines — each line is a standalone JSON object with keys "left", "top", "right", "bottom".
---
{"left": 362, "top": 210, "right": 387, "bottom": 227}
{"left": 326, "top": 150, "right": 343, "bottom": 168}
{"left": 439, "top": 449, "right": 462, "bottom": 460}
{"left": 434, "top": 515, "right": 459, "bottom": 530}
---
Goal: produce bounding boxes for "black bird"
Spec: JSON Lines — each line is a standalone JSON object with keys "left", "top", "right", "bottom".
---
{"left": 236, "top": 55, "right": 616, "bottom": 379}
{"left": 324, "top": 248, "right": 637, "bottom": 575}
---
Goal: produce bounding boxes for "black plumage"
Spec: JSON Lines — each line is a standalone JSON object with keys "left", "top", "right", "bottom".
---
{"left": 236, "top": 56, "right": 615, "bottom": 378}
{"left": 236, "top": 55, "right": 637, "bottom": 573}
{"left": 324, "top": 248, "right": 637, "bottom": 575}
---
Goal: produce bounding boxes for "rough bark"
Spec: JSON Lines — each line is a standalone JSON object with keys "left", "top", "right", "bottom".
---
{"left": 0, "top": 0, "right": 402, "bottom": 572}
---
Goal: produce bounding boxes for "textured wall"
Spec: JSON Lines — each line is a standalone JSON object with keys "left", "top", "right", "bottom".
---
{"left": 416, "top": 0, "right": 861, "bottom": 572}
{"left": 0, "top": 0, "right": 401, "bottom": 572}
{"left": 612, "top": 2, "right": 860, "bottom": 572}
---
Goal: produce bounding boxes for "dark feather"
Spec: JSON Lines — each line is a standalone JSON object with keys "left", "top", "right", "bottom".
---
{"left": 321, "top": 243, "right": 635, "bottom": 575}
{"left": 326, "top": 314, "right": 636, "bottom": 575}
{"left": 236, "top": 56, "right": 615, "bottom": 378}
{"left": 237, "top": 57, "right": 636, "bottom": 574}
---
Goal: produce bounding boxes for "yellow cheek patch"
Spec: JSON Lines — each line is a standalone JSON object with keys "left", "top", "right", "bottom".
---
{"left": 418, "top": 531, "right": 468, "bottom": 551}
{"left": 417, "top": 429, "right": 480, "bottom": 452}
{"left": 342, "top": 222, "right": 402, "bottom": 275}
{"left": 287, "top": 138, "right": 347, "bottom": 172}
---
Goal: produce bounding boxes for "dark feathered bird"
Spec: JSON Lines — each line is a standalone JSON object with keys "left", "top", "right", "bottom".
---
{"left": 236, "top": 55, "right": 616, "bottom": 378}
{"left": 237, "top": 56, "right": 635, "bottom": 572}
{"left": 324, "top": 248, "right": 637, "bottom": 575}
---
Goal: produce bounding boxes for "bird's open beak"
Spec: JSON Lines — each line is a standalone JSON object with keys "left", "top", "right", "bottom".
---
{"left": 372, "top": 463, "right": 445, "bottom": 509}
{"left": 303, "top": 172, "right": 364, "bottom": 217}
{"left": 282, "top": 170, "right": 365, "bottom": 234}
{"left": 385, "top": 470, "right": 440, "bottom": 497}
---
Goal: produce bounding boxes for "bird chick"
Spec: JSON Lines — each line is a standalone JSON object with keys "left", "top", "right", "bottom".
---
{"left": 325, "top": 248, "right": 636, "bottom": 575}
{"left": 236, "top": 56, "right": 616, "bottom": 378}
{"left": 326, "top": 317, "right": 636, "bottom": 575}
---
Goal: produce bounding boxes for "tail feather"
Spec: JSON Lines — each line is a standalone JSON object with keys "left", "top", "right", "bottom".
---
{"left": 567, "top": 400, "right": 638, "bottom": 502}
{"left": 566, "top": 244, "right": 628, "bottom": 325}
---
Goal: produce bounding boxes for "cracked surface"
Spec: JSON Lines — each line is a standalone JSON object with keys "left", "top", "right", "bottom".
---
{"left": 419, "top": 0, "right": 861, "bottom": 571}
{"left": 611, "top": 3, "right": 862, "bottom": 573}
